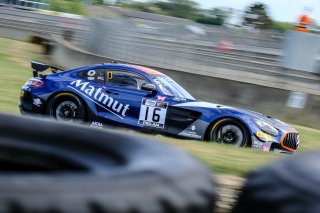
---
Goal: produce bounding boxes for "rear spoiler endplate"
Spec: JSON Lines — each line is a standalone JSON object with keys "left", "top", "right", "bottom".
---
{"left": 30, "top": 61, "right": 64, "bottom": 77}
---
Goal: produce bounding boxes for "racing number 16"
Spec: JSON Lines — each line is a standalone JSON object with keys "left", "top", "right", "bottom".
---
{"left": 145, "top": 107, "right": 160, "bottom": 122}
{"left": 138, "top": 99, "right": 168, "bottom": 129}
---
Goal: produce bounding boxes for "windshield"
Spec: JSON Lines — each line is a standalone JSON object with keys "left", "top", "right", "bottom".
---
{"left": 152, "top": 75, "right": 194, "bottom": 100}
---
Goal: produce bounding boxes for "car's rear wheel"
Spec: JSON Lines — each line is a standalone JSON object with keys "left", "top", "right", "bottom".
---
{"left": 209, "top": 118, "right": 249, "bottom": 147}
{"left": 46, "top": 93, "right": 86, "bottom": 122}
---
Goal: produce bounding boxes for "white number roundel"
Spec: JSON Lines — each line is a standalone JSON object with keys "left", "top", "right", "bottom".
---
{"left": 139, "top": 99, "right": 168, "bottom": 129}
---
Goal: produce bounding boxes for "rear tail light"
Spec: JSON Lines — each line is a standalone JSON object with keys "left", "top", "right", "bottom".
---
{"left": 25, "top": 79, "right": 44, "bottom": 88}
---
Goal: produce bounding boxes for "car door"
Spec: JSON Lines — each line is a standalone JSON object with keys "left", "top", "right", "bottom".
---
{"left": 97, "top": 69, "right": 170, "bottom": 132}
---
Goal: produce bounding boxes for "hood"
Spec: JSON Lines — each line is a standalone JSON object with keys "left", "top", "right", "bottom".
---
{"left": 224, "top": 107, "right": 296, "bottom": 131}
{"left": 173, "top": 101, "right": 296, "bottom": 131}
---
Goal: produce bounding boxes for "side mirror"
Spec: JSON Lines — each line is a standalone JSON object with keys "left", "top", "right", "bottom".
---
{"left": 141, "top": 83, "right": 157, "bottom": 93}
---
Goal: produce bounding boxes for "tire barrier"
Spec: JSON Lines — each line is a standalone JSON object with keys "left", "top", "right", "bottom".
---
{"left": 233, "top": 151, "right": 320, "bottom": 213}
{"left": 0, "top": 113, "right": 216, "bottom": 213}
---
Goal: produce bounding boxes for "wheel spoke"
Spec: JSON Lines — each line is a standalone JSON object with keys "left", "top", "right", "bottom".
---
{"left": 55, "top": 101, "right": 79, "bottom": 122}
{"left": 215, "top": 124, "right": 244, "bottom": 147}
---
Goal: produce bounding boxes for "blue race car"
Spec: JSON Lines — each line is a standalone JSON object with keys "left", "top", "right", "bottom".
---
{"left": 20, "top": 61, "right": 299, "bottom": 154}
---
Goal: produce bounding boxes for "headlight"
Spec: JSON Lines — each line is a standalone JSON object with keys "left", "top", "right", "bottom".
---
{"left": 253, "top": 119, "right": 278, "bottom": 136}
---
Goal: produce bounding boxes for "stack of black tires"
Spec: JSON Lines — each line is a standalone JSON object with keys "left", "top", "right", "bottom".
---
{"left": 1, "top": 113, "right": 320, "bottom": 213}
{"left": 0, "top": 114, "right": 215, "bottom": 213}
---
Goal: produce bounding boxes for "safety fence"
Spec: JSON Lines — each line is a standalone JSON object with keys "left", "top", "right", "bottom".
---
{"left": 0, "top": 7, "right": 89, "bottom": 42}
{"left": 84, "top": 19, "right": 318, "bottom": 90}
{"left": 108, "top": 6, "right": 283, "bottom": 50}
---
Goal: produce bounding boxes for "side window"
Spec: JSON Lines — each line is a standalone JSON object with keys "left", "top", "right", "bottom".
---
{"left": 77, "top": 69, "right": 105, "bottom": 84}
{"left": 107, "top": 70, "right": 149, "bottom": 90}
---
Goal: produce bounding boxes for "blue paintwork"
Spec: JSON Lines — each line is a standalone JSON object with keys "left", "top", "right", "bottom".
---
{"left": 20, "top": 63, "right": 299, "bottom": 153}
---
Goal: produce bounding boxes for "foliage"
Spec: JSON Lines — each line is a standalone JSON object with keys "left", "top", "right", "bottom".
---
{"left": 243, "top": 3, "right": 272, "bottom": 29}
{"left": 49, "top": 0, "right": 86, "bottom": 15}
{"left": 154, "top": 0, "right": 200, "bottom": 20}
{"left": 92, "top": 0, "right": 104, "bottom": 5}
{"left": 115, "top": 0, "right": 229, "bottom": 25}
{"left": 270, "top": 21, "right": 294, "bottom": 32}
{"left": 197, "top": 8, "right": 229, "bottom": 26}
{"left": 116, "top": 0, "right": 163, "bottom": 13}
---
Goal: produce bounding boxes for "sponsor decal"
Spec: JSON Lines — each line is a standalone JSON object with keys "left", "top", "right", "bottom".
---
{"left": 178, "top": 120, "right": 208, "bottom": 140}
{"left": 97, "top": 76, "right": 104, "bottom": 81}
{"left": 145, "top": 99, "right": 157, "bottom": 107}
{"left": 87, "top": 70, "right": 96, "bottom": 76}
{"left": 173, "top": 97, "right": 187, "bottom": 102}
{"left": 252, "top": 139, "right": 271, "bottom": 152}
{"left": 263, "top": 145, "right": 270, "bottom": 152}
{"left": 157, "top": 96, "right": 166, "bottom": 101}
{"left": 252, "top": 140, "right": 264, "bottom": 149}
{"left": 90, "top": 121, "right": 103, "bottom": 128}
{"left": 256, "top": 132, "right": 272, "bottom": 141}
{"left": 68, "top": 80, "right": 130, "bottom": 119}
{"left": 141, "top": 120, "right": 162, "bottom": 128}
{"left": 179, "top": 124, "right": 202, "bottom": 139}
{"left": 33, "top": 98, "right": 42, "bottom": 107}
{"left": 179, "top": 132, "right": 202, "bottom": 139}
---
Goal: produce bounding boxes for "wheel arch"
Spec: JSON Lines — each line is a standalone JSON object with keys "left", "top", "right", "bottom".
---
{"left": 43, "top": 91, "right": 90, "bottom": 121}
{"left": 204, "top": 116, "right": 252, "bottom": 147}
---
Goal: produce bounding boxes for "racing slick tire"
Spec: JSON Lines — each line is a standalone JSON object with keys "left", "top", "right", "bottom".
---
{"left": 209, "top": 118, "right": 249, "bottom": 147}
{"left": 46, "top": 92, "right": 86, "bottom": 122}
{"left": 233, "top": 151, "right": 320, "bottom": 213}
{"left": 0, "top": 113, "right": 216, "bottom": 213}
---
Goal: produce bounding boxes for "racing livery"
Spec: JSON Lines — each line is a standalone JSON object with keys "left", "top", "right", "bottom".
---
{"left": 20, "top": 62, "right": 300, "bottom": 153}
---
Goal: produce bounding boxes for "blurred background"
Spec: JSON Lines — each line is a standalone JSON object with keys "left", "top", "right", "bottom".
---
{"left": 0, "top": 1, "right": 320, "bottom": 210}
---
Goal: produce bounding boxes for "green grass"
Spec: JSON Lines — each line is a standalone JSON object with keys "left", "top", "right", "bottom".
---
{"left": 0, "top": 37, "right": 320, "bottom": 177}
{"left": 154, "top": 124, "right": 320, "bottom": 177}
{"left": 163, "top": 138, "right": 282, "bottom": 176}
{"left": 294, "top": 125, "right": 320, "bottom": 151}
{"left": 0, "top": 38, "right": 49, "bottom": 114}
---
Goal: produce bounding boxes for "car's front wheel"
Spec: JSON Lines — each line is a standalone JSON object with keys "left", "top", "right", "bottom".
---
{"left": 209, "top": 118, "right": 249, "bottom": 147}
{"left": 46, "top": 93, "right": 86, "bottom": 122}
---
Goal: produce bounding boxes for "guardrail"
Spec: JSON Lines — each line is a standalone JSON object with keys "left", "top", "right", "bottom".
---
{"left": 83, "top": 19, "right": 318, "bottom": 87}
{"left": 108, "top": 7, "right": 283, "bottom": 50}
{"left": 0, "top": 7, "right": 89, "bottom": 42}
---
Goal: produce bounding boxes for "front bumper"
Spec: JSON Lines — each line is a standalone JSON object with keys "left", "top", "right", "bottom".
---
{"left": 251, "top": 136, "right": 294, "bottom": 154}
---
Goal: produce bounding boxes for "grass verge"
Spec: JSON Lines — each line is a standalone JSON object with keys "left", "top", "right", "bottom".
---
{"left": 0, "top": 38, "right": 49, "bottom": 114}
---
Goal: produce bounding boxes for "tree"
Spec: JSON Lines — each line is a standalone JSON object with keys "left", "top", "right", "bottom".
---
{"left": 92, "top": 0, "right": 104, "bottom": 5}
{"left": 155, "top": 0, "right": 200, "bottom": 20}
{"left": 49, "top": 0, "right": 85, "bottom": 15}
{"left": 271, "top": 21, "right": 294, "bottom": 32}
{"left": 243, "top": 3, "right": 272, "bottom": 29}
{"left": 196, "top": 8, "right": 229, "bottom": 26}
{"left": 115, "top": 0, "right": 164, "bottom": 14}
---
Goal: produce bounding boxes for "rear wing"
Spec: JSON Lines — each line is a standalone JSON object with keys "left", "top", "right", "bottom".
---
{"left": 30, "top": 61, "right": 64, "bottom": 77}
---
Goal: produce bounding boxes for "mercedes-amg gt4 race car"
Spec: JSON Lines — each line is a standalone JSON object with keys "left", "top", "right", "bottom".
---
{"left": 20, "top": 61, "right": 299, "bottom": 154}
